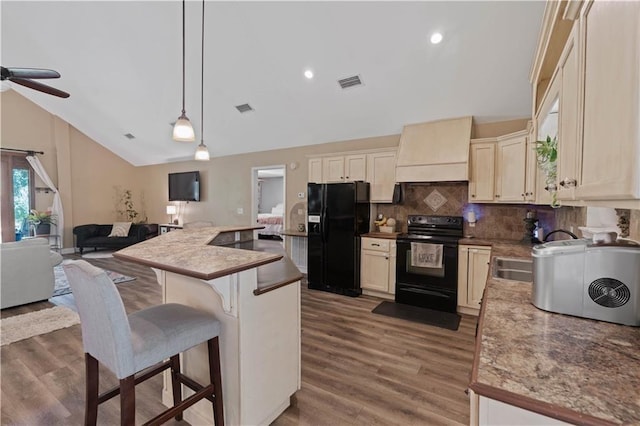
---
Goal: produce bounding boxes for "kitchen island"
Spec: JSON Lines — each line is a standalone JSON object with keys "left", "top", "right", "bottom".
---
{"left": 115, "top": 225, "right": 302, "bottom": 426}
{"left": 469, "top": 241, "right": 640, "bottom": 425}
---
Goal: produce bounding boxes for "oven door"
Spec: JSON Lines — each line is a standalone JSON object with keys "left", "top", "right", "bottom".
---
{"left": 395, "top": 239, "right": 458, "bottom": 292}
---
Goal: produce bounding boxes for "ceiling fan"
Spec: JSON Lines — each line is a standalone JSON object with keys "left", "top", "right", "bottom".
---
{"left": 1, "top": 66, "right": 70, "bottom": 98}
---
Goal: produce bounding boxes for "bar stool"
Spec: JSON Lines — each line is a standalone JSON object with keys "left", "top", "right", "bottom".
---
{"left": 64, "top": 260, "right": 224, "bottom": 426}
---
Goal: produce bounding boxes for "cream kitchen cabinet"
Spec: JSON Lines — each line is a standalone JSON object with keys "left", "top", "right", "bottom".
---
{"left": 495, "top": 131, "right": 527, "bottom": 202}
{"left": 524, "top": 131, "right": 538, "bottom": 202}
{"left": 366, "top": 150, "right": 397, "bottom": 203}
{"left": 574, "top": 0, "right": 640, "bottom": 201}
{"left": 556, "top": 23, "right": 580, "bottom": 201}
{"left": 469, "top": 140, "right": 496, "bottom": 202}
{"left": 308, "top": 158, "right": 323, "bottom": 183}
{"left": 323, "top": 154, "right": 366, "bottom": 183}
{"left": 360, "top": 237, "right": 396, "bottom": 298}
{"left": 457, "top": 245, "right": 491, "bottom": 315}
{"left": 470, "top": 391, "right": 570, "bottom": 426}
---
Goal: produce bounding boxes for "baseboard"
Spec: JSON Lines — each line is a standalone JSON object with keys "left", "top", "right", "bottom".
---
{"left": 61, "top": 247, "right": 75, "bottom": 255}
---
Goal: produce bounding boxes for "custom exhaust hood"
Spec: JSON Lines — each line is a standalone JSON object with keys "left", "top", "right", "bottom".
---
{"left": 395, "top": 116, "right": 472, "bottom": 182}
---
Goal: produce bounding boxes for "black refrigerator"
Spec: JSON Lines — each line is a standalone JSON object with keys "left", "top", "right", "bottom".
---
{"left": 307, "top": 182, "right": 370, "bottom": 296}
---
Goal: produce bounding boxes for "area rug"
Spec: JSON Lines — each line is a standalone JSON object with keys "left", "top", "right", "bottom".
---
{"left": 1, "top": 306, "right": 80, "bottom": 346}
{"left": 53, "top": 264, "right": 136, "bottom": 297}
{"left": 81, "top": 250, "right": 116, "bottom": 259}
{"left": 372, "top": 301, "right": 461, "bottom": 331}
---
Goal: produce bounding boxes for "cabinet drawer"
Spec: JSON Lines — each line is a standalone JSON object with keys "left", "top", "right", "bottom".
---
{"left": 361, "top": 237, "right": 390, "bottom": 252}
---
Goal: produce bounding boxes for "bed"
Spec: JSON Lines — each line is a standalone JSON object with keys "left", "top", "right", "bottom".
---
{"left": 257, "top": 203, "right": 284, "bottom": 238}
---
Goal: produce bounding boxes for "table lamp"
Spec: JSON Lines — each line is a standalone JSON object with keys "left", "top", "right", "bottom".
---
{"left": 166, "top": 205, "right": 177, "bottom": 224}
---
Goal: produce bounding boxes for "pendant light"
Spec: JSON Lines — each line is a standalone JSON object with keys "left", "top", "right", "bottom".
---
{"left": 194, "top": 0, "right": 210, "bottom": 161}
{"left": 173, "top": 0, "right": 195, "bottom": 142}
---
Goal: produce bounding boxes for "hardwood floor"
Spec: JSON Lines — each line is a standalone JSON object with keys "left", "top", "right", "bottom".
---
{"left": 1, "top": 255, "right": 477, "bottom": 425}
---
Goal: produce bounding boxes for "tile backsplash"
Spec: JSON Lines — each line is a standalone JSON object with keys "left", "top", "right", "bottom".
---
{"left": 374, "top": 182, "right": 556, "bottom": 241}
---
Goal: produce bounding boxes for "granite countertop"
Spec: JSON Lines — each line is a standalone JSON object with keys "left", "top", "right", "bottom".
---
{"left": 470, "top": 242, "right": 640, "bottom": 425}
{"left": 114, "top": 225, "right": 283, "bottom": 281}
{"left": 280, "top": 229, "right": 308, "bottom": 237}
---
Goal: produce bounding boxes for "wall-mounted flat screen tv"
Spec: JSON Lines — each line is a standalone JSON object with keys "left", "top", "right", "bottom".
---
{"left": 169, "top": 171, "right": 200, "bottom": 201}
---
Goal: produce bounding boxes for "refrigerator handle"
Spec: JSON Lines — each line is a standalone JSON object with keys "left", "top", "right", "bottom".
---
{"left": 321, "top": 185, "right": 328, "bottom": 243}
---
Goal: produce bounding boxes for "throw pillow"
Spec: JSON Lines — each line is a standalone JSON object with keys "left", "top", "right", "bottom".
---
{"left": 108, "top": 222, "right": 132, "bottom": 237}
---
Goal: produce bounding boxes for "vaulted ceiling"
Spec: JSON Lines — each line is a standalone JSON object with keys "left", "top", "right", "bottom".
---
{"left": 1, "top": 1, "right": 545, "bottom": 166}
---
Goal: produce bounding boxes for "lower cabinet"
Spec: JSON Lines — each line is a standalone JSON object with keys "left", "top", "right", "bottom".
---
{"left": 360, "top": 237, "right": 396, "bottom": 298}
{"left": 470, "top": 391, "right": 569, "bottom": 426}
{"left": 457, "top": 245, "right": 491, "bottom": 315}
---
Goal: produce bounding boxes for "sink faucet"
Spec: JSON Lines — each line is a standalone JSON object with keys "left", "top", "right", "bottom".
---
{"left": 543, "top": 229, "right": 579, "bottom": 242}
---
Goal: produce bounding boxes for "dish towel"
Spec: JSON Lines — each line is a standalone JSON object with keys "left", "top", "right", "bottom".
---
{"left": 411, "top": 242, "right": 443, "bottom": 268}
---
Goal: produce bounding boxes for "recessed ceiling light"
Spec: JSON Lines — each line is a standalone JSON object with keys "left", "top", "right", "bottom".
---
{"left": 304, "top": 69, "right": 314, "bottom": 79}
{"left": 430, "top": 32, "right": 443, "bottom": 44}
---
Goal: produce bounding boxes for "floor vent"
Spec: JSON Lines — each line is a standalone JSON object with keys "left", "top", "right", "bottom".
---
{"left": 338, "top": 75, "right": 363, "bottom": 89}
{"left": 235, "top": 103, "right": 254, "bottom": 113}
{"left": 124, "top": 133, "right": 135, "bottom": 139}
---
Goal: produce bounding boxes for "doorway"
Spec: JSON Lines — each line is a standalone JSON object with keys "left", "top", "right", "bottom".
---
{"left": 1, "top": 152, "right": 35, "bottom": 242}
{"left": 251, "top": 165, "right": 286, "bottom": 243}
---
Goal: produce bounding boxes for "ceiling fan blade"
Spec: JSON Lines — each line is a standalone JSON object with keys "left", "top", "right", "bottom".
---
{"left": 1, "top": 67, "right": 61, "bottom": 79}
{"left": 10, "top": 77, "right": 70, "bottom": 98}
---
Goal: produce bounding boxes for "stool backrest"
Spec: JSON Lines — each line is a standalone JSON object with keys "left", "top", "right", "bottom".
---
{"left": 63, "top": 260, "right": 135, "bottom": 378}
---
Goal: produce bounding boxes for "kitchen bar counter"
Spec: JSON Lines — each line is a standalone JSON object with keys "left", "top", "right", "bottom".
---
{"left": 114, "top": 226, "right": 301, "bottom": 426}
{"left": 470, "top": 241, "right": 640, "bottom": 425}
{"left": 114, "top": 225, "right": 282, "bottom": 280}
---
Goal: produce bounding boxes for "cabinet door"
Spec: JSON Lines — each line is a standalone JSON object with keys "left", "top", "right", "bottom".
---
{"left": 388, "top": 241, "right": 396, "bottom": 294}
{"left": 323, "top": 156, "right": 345, "bottom": 183}
{"left": 361, "top": 250, "right": 390, "bottom": 292}
{"left": 577, "top": 0, "right": 640, "bottom": 199}
{"left": 495, "top": 135, "right": 526, "bottom": 202}
{"left": 524, "top": 136, "right": 538, "bottom": 202}
{"left": 344, "top": 155, "right": 366, "bottom": 182}
{"left": 557, "top": 24, "right": 580, "bottom": 201}
{"left": 467, "top": 248, "right": 491, "bottom": 308}
{"left": 308, "top": 158, "right": 323, "bottom": 183}
{"left": 367, "top": 151, "right": 397, "bottom": 203}
{"left": 469, "top": 142, "right": 496, "bottom": 202}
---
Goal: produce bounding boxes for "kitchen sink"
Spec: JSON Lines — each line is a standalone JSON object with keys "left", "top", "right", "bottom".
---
{"left": 492, "top": 257, "right": 533, "bottom": 283}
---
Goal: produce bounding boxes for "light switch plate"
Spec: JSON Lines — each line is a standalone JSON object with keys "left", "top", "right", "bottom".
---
{"left": 237, "top": 207, "right": 243, "bottom": 214}
{"left": 298, "top": 192, "right": 305, "bottom": 199}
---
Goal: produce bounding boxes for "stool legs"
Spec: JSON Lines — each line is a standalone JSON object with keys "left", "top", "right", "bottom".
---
{"left": 120, "top": 376, "right": 135, "bottom": 426}
{"left": 208, "top": 337, "right": 224, "bottom": 426}
{"left": 85, "top": 354, "right": 99, "bottom": 426}
{"left": 169, "top": 355, "right": 183, "bottom": 421}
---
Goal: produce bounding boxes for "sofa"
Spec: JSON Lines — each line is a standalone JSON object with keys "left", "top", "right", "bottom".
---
{"left": 1, "top": 238, "right": 62, "bottom": 309}
{"left": 73, "top": 223, "right": 158, "bottom": 254}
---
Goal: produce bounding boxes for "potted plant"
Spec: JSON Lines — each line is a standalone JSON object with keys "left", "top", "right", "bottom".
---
{"left": 535, "top": 136, "right": 560, "bottom": 208}
{"left": 26, "top": 209, "right": 57, "bottom": 235}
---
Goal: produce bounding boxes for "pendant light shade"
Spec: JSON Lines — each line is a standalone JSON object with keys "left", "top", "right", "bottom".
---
{"left": 195, "top": 142, "right": 210, "bottom": 161}
{"left": 194, "top": 0, "right": 210, "bottom": 161}
{"left": 173, "top": 112, "right": 195, "bottom": 141}
{"left": 173, "top": 0, "right": 195, "bottom": 142}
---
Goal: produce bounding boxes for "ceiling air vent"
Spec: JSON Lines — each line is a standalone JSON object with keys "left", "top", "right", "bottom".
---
{"left": 124, "top": 133, "right": 135, "bottom": 140}
{"left": 235, "top": 103, "right": 254, "bottom": 113}
{"left": 338, "top": 75, "right": 363, "bottom": 89}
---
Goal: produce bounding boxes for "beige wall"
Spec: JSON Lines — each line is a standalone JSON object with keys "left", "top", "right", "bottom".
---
{"left": 138, "top": 134, "right": 400, "bottom": 226}
{"left": 1, "top": 90, "right": 139, "bottom": 248}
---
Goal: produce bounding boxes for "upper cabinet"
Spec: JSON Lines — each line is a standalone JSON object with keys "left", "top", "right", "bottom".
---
{"left": 322, "top": 154, "right": 366, "bottom": 183}
{"left": 366, "top": 150, "right": 397, "bottom": 203}
{"left": 469, "top": 140, "right": 496, "bottom": 202}
{"left": 308, "top": 158, "right": 322, "bottom": 183}
{"left": 575, "top": 0, "right": 640, "bottom": 200}
{"left": 495, "top": 132, "right": 527, "bottom": 202}
{"left": 308, "top": 148, "right": 397, "bottom": 203}
{"left": 531, "top": 0, "right": 640, "bottom": 206}
{"left": 468, "top": 129, "right": 533, "bottom": 204}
